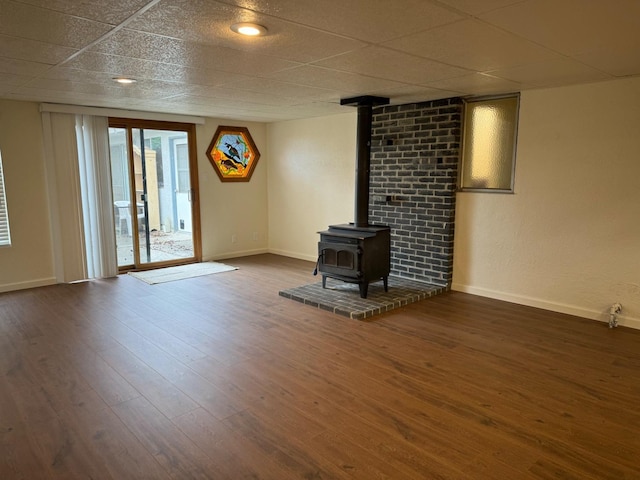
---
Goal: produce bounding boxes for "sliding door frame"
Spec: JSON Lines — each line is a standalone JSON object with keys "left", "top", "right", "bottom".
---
{"left": 109, "top": 117, "right": 202, "bottom": 271}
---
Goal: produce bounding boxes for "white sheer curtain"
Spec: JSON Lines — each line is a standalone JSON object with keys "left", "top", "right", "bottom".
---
{"left": 41, "top": 112, "right": 117, "bottom": 282}
{"left": 75, "top": 115, "right": 118, "bottom": 279}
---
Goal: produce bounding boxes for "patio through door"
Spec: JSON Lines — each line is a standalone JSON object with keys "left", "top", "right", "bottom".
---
{"left": 108, "top": 118, "right": 201, "bottom": 270}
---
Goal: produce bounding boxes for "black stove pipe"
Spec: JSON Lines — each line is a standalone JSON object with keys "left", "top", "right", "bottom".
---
{"left": 354, "top": 104, "right": 372, "bottom": 228}
{"left": 341, "top": 95, "right": 390, "bottom": 228}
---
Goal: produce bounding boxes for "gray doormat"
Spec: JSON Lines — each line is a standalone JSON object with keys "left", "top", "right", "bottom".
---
{"left": 279, "top": 276, "right": 446, "bottom": 320}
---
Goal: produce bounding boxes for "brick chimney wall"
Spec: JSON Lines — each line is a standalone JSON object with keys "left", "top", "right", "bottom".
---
{"left": 369, "top": 98, "right": 462, "bottom": 287}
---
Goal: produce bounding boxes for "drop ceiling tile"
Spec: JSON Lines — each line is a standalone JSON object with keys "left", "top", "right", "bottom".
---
{"left": 0, "top": 34, "right": 78, "bottom": 64}
{"left": 156, "top": 95, "right": 291, "bottom": 121}
{"left": 55, "top": 54, "right": 254, "bottom": 87}
{"left": 36, "top": 67, "right": 116, "bottom": 86}
{"left": 264, "top": 66, "right": 408, "bottom": 94}
{"left": 160, "top": 84, "right": 216, "bottom": 98}
{"left": 177, "top": 43, "right": 300, "bottom": 75}
{"left": 224, "top": 0, "right": 464, "bottom": 43}
{"left": 125, "top": 0, "right": 366, "bottom": 63}
{"left": 22, "top": 75, "right": 198, "bottom": 103}
{"left": 223, "top": 25, "right": 364, "bottom": 64}
{"left": 219, "top": 102, "right": 346, "bottom": 122}
{"left": 151, "top": 101, "right": 260, "bottom": 120}
{"left": 24, "top": 77, "right": 154, "bottom": 99}
{"left": 5, "top": 87, "right": 127, "bottom": 107}
{"left": 314, "top": 46, "right": 471, "bottom": 85}
{"left": 124, "top": 0, "right": 242, "bottom": 42}
{"left": 161, "top": 94, "right": 273, "bottom": 112}
{"left": 384, "top": 19, "right": 561, "bottom": 72}
{"left": 14, "top": 0, "right": 155, "bottom": 25}
{"left": 574, "top": 46, "right": 640, "bottom": 78}
{"left": 264, "top": 102, "right": 346, "bottom": 120}
{"left": 436, "top": 0, "right": 526, "bottom": 15}
{"left": 90, "top": 29, "right": 299, "bottom": 75}
{"left": 129, "top": 99, "right": 217, "bottom": 117}
{"left": 0, "top": 71, "right": 32, "bottom": 87}
{"left": 0, "top": 57, "right": 51, "bottom": 76}
{"left": 171, "top": 87, "right": 296, "bottom": 107}
{"left": 88, "top": 30, "right": 194, "bottom": 65}
{"left": 266, "top": 65, "right": 405, "bottom": 94}
{"left": 0, "top": 0, "right": 113, "bottom": 48}
{"left": 425, "top": 72, "right": 522, "bottom": 96}
{"left": 480, "top": 0, "right": 640, "bottom": 56}
{"left": 487, "top": 58, "right": 612, "bottom": 87}
{"left": 227, "top": 78, "right": 339, "bottom": 102}
{"left": 384, "top": 85, "right": 464, "bottom": 104}
{"left": 22, "top": 78, "right": 112, "bottom": 96}
{"left": 194, "top": 100, "right": 345, "bottom": 120}
{"left": 63, "top": 52, "right": 171, "bottom": 78}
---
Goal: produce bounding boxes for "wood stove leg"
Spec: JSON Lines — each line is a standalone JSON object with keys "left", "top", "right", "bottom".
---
{"left": 322, "top": 275, "right": 327, "bottom": 289}
{"left": 359, "top": 281, "right": 369, "bottom": 299}
{"left": 383, "top": 276, "right": 388, "bottom": 292}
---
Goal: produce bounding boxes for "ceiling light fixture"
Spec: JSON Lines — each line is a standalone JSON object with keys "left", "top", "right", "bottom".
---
{"left": 112, "top": 77, "right": 137, "bottom": 84}
{"left": 230, "top": 22, "right": 267, "bottom": 36}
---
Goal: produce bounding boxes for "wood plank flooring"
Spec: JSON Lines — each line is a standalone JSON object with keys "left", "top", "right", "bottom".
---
{"left": 1, "top": 254, "right": 639, "bottom": 479}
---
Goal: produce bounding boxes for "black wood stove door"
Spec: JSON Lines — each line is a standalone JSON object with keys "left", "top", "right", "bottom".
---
{"left": 318, "top": 242, "right": 360, "bottom": 277}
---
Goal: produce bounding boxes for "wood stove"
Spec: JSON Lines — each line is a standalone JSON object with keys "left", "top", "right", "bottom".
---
{"left": 318, "top": 223, "right": 390, "bottom": 298}
{"left": 314, "top": 95, "right": 391, "bottom": 298}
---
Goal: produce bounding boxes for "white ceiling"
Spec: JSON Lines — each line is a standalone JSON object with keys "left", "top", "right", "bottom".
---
{"left": 1, "top": 0, "right": 639, "bottom": 122}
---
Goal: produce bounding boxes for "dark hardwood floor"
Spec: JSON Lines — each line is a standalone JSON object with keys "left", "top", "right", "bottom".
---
{"left": 1, "top": 254, "right": 639, "bottom": 479}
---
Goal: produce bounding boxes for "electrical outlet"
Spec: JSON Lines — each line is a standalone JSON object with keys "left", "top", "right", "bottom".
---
{"left": 231, "top": 234, "right": 237, "bottom": 244}
{"left": 252, "top": 232, "right": 258, "bottom": 241}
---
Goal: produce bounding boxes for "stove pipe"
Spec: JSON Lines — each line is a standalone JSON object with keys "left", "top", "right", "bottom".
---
{"left": 354, "top": 104, "right": 373, "bottom": 228}
{"left": 341, "top": 96, "right": 390, "bottom": 228}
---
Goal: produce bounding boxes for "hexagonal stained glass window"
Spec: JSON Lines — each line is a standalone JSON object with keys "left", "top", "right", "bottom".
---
{"left": 206, "top": 126, "right": 261, "bottom": 182}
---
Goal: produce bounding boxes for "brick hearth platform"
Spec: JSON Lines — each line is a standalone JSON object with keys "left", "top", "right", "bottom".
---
{"left": 279, "top": 276, "right": 445, "bottom": 320}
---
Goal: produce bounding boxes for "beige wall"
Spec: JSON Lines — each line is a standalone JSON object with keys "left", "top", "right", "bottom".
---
{"left": 196, "top": 119, "right": 268, "bottom": 261}
{"left": 266, "top": 113, "right": 356, "bottom": 261}
{"left": 453, "top": 77, "right": 640, "bottom": 329}
{"left": 2, "top": 80, "right": 639, "bottom": 330}
{"left": 0, "top": 100, "right": 55, "bottom": 292}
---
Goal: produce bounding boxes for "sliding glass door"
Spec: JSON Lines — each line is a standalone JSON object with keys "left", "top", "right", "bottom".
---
{"left": 108, "top": 119, "right": 201, "bottom": 270}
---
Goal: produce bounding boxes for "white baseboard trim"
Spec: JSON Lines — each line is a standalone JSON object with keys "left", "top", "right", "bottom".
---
{"left": 451, "top": 283, "right": 640, "bottom": 331}
{"left": 0, "top": 277, "right": 57, "bottom": 294}
{"left": 205, "top": 248, "right": 269, "bottom": 262}
{"left": 266, "top": 248, "right": 316, "bottom": 263}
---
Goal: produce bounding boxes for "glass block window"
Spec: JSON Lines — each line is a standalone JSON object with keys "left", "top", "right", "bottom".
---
{"left": 460, "top": 95, "right": 519, "bottom": 192}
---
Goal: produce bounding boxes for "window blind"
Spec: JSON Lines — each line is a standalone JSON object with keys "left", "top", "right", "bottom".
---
{"left": 0, "top": 151, "right": 11, "bottom": 246}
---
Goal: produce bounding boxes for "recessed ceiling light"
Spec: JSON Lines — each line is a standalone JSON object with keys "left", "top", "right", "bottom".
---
{"left": 112, "top": 77, "right": 137, "bottom": 84}
{"left": 230, "top": 22, "right": 267, "bottom": 36}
